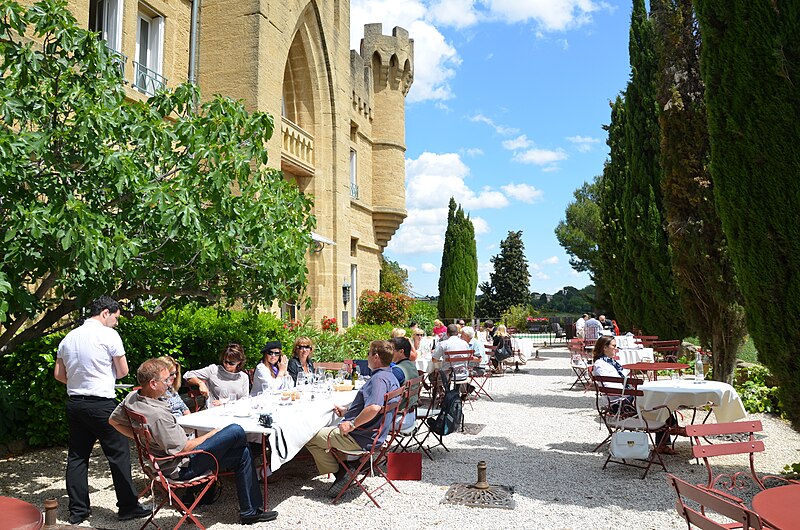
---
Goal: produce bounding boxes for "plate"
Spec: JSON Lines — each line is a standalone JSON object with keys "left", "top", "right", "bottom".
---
{"left": 233, "top": 412, "right": 251, "bottom": 418}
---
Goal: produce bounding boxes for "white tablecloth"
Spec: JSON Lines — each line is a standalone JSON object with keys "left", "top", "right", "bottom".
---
{"left": 178, "top": 391, "right": 357, "bottom": 472}
{"left": 639, "top": 379, "right": 747, "bottom": 424}
{"left": 616, "top": 347, "right": 654, "bottom": 365}
{"left": 512, "top": 338, "right": 533, "bottom": 362}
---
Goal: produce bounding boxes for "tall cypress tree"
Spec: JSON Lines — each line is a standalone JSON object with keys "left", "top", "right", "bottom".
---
{"left": 652, "top": 0, "right": 745, "bottom": 383}
{"left": 694, "top": 0, "right": 800, "bottom": 425}
{"left": 437, "top": 198, "right": 478, "bottom": 319}
{"left": 597, "top": 96, "right": 632, "bottom": 328}
{"left": 620, "top": 0, "right": 686, "bottom": 338}
{"left": 488, "top": 231, "right": 530, "bottom": 315}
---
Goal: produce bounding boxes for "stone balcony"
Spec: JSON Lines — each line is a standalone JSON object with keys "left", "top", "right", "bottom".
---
{"left": 372, "top": 207, "right": 406, "bottom": 249}
{"left": 281, "top": 117, "right": 315, "bottom": 177}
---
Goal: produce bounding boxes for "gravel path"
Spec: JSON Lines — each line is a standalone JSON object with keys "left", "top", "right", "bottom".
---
{"left": 3, "top": 345, "right": 799, "bottom": 529}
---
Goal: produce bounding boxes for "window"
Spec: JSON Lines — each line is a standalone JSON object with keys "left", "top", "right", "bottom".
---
{"left": 350, "top": 264, "right": 358, "bottom": 320}
{"left": 350, "top": 238, "right": 358, "bottom": 258}
{"left": 350, "top": 149, "right": 358, "bottom": 199}
{"left": 133, "top": 6, "right": 165, "bottom": 96}
{"left": 89, "top": 0, "right": 123, "bottom": 52}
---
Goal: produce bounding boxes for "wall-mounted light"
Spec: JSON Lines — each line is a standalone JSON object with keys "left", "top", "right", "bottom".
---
{"left": 342, "top": 277, "right": 352, "bottom": 307}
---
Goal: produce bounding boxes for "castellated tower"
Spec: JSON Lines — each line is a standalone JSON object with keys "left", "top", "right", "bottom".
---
{"left": 360, "top": 24, "right": 414, "bottom": 248}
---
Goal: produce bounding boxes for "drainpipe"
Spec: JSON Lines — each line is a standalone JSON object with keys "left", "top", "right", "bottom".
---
{"left": 188, "top": 0, "right": 201, "bottom": 86}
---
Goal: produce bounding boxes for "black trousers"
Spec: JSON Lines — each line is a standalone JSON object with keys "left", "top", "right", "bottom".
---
{"left": 65, "top": 396, "right": 138, "bottom": 518}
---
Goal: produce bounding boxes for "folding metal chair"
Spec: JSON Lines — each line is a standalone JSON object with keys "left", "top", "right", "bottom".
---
{"left": 443, "top": 349, "right": 478, "bottom": 408}
{"left": 568, "top": 338, "right": 590, "bottom": 390}
{"left": 398, "top": 370, "right": 449, "bottom": 459}
{"left": 652, "top": 340, "right": 682, "bottom": 363}
{"left": 667, "top": 474, "right": 766, "bottom": 529}
{"left": 390, "top": 376, "right": 424, "bottom": 453}
{"left": 327, "top": 387, "right": 405, "bottom": 507}
{"left": 124, "top": 408, "right": 220, "bottom": 530}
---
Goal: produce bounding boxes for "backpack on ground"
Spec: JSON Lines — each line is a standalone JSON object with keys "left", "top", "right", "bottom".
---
{"left": 427, "top": 370, "right": 463, "bottom": 436}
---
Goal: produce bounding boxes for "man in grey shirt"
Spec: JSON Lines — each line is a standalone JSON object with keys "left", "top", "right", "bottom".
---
{"left": 53, "top": 296, "right": 149, "bottom": 525}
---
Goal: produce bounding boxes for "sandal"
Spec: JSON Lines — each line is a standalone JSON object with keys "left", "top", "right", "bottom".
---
{"left": 656, "top": 445, "right": 677, "bottom": 455}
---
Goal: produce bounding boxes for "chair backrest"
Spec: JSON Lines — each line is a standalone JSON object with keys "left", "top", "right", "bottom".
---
{"left": 315, "top": 361, "right": 346, "bottom": 371}
{"left": 403, "top": 375, "right": 423, "bottom": 412}
{"left": 123, "top": 407, "right": 163, "bottom": 481}
{"left": 372, "top": 386, "right": 406, "bottom": 450}
{"left": 667, "top": 474, "right": 764, "bottom": 529}
{"left": 686, "top": 421, "right": 767, "bottom": 490}
{"left": 652, "top": 340, "right": 682, "bottom": 362}
{"left": 443, "top": 349, "right": 476, "bottom": 381}
{"left": 634, "top": 335, "right": 659, "bottom": 347}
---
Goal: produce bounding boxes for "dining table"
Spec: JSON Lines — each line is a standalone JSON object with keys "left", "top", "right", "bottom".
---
{"left": 752, "top": 483, "right": 800, "bottom": 529}
{"left": 0, "top": 496, "right": 43, "bottom": 530}
{"left": 637, "top": 378, "right": 747, "bottom": 424}
{"left": 178, "top": 389, "right": 357, "bottom": 509}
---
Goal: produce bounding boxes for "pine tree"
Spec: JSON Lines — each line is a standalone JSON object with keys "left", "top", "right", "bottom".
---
{"left": 620, "top": 0, "right": 686, "bottom": 338}
{"left": 695, "top": 0, "right": 800, "bottom": 426}
{"left": 437, "top": 198, "right": 478, "bottom": 319}
{"left": 652, "top": 0, "right": 745, "bottom": 383}
{"left": 488, "top": 231, "right": 530, "bottom": 316}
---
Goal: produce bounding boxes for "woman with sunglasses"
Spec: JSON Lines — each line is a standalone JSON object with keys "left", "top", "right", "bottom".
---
{"left": 184, "top": 343, "right": 250, "bottom": 408}
{"left": 287, "top": 336, "right": 315, "bottom": 384}
{"left": 250, "top": 341, "right": 290, "bottom": 395}
{"left": 157, "top": 356, "right": 190, "bottom": 417}
{"left": 409, "top": 327, "right": 424, "bottom": 361}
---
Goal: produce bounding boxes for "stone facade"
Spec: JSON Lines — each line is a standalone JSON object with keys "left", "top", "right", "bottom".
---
{"left": 26, "top": 0, "right": 413, "bottom": 326}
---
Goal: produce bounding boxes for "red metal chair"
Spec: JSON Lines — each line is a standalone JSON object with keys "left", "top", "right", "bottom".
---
{"left": 652, "top": 340, "right": 682, "bottom": 363}
{"left": 397, "top": 370, "right": 448, "bottom": 459}
{"left": 667, "top": 474, "right": 766, "bottom": 529}
{"left": 326, "top": 386, "right": 405, "bottom": 507}
{"left": 686, "top": 420, "right": 798, "bottom": 505}
{"left": 568, "top": 338, "right": 591, "bottom": 390}
{"left": 593, "top": 375, "right": 671, "bottom": 478}
{"left": 443, "top": 349, "right": 478, "bottom": 408}
{"left": 124, "top": 407, "right": 220, "bottom": 530}
{"left": 389, "top": 376, "right": 424, "bottom": 453}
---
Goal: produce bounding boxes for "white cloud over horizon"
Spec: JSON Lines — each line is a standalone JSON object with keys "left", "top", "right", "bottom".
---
{"left": 500, "top": 183, "right": 544, "bottom": 204}
{"left": 421, "top": 263, "right": 438, "bottom": 273}
{"left": 513, "top": 147, "right": 568, "bottom": 165}
{"left": 566, "top": 135, "right": 601, "bottom": 152}
{"left": 541, "top": 256, "right": 560, "bottom": 265}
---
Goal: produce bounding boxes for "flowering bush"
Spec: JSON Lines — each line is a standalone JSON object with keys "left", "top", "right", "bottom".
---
{"left": 527, "top": 316, "right": 549, "bottom": 323}
{"left": 321, "top": 315, "right": 338, "bottom": 333}
{"left": 357, "top": 290, "right": 412, "bottom": 325}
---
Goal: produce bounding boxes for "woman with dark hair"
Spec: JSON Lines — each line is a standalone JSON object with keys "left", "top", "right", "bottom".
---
{"left": 184, "top": 343, "right": 250, "bottom": 407}
{"left": 250, "top": 341, "right": 290, "bottom": 395}
{"left": 287, "top": 336, "right": 315, "bottom": 383}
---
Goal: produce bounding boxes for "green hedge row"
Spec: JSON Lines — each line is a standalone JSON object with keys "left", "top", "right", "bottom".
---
{"left": 0, "top": 305, "right": 397, "bottom": 448}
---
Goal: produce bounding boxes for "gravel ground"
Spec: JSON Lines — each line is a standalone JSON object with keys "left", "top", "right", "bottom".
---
{"left": 3, "top": 345, "right": 799, "bottom": 530}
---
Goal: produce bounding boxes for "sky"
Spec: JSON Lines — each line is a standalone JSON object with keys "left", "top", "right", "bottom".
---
{"left": 349, "top": 0, "right": 634, "bottom": 298}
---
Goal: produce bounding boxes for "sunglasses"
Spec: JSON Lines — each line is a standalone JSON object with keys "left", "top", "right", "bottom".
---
{"left": 267, "top": 350, "right": 281, "bottom": 356}
{"left": 297, "top": 345, "right": 312, "bottom": 350}
{"left": 223, "top": 359, "right": 239, "bottom": 366}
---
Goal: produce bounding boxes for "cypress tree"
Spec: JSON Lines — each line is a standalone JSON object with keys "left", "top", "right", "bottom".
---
{"left": 488, "top": 231, "right": 531, "bottom": 315}
{"left": 437, "top": 198, "right": 478, "bottom": 319}
{"left": 652, "top": 0, "right": 745, "bottom": 383}
{"left": 620, "top": 0, "right": 686, "bottom": 338}
{"left": 694, "top": 0, "right": 800, "bottom": 425}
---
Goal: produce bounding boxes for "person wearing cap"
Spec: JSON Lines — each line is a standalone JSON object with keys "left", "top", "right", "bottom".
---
{"left": 251, "top": 341, "right": 290, "bottom": 395}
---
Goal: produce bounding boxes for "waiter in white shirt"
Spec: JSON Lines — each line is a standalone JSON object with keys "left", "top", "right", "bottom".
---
{"left": 53, "top": 296, "right": 149, "bottom": 525}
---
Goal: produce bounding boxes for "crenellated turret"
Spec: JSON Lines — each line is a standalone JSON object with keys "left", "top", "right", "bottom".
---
{"left": 358, "top": 23, "right": 413, "bottom": 248}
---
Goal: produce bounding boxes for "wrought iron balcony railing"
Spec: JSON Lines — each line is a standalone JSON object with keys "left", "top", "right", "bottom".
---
{"left": 133, "top": 61, "right": 167, "bottom": 96}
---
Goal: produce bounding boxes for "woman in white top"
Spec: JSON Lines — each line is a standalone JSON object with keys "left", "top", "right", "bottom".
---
{"left": 250, "top": 341, "right": 291, "bottom": 395}
{"left": 184, "top": 342, "right": 250, "bottom": 407}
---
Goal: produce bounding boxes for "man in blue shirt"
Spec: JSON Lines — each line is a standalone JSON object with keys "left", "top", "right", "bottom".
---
{"left": 305, "top": 340, "right": 399, "bottom": 497}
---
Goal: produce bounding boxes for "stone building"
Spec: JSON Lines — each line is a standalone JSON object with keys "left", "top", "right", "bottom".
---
{"left": 39, "top": 0, "right": 413, "bottom": 325}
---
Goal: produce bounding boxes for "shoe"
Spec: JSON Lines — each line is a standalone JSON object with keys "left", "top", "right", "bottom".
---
{"left": 69, "top": 508, "right": 92, "bottom": 524}
{"left": 241, "top": 509, "right": 279, "bottom": 524}
{"left": 327, "top": 467, "right": 350, "bottom": 498}
{"left": 118, "top": 503, "right": 152, "bottom": 521}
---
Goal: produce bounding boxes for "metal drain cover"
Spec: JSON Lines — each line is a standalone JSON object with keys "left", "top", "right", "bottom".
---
{"left": 442, "top": 461, "right": 515, "bottom": 509}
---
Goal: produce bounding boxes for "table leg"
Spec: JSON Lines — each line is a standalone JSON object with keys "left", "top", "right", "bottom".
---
{"left": 261, "top": 434, "right": 269, "bottom": 511}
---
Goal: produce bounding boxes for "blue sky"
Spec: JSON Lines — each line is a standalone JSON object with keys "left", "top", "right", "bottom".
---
{"left": 350, "top": 1, "right": 633, "bottom": 297}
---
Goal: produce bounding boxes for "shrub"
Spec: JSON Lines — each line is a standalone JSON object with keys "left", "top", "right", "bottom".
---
{"left": 407, "top": 300, "right": 437, "bottom": 333}
{"left": 357, "top": 291, "right": 411, "bottom": 325}
{"left": 733, "top": 364, "right": 782, "bottom": 415}
{"left": 501, "top": 304, "right": 535, "bottom": 330}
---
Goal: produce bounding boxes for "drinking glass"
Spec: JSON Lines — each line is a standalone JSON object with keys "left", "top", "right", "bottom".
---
{"left": 296, "top": 372, "right": 307, "bottom": 387}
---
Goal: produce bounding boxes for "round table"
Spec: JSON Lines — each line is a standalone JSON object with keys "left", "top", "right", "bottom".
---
{"left": 752, "top": 483, "right": 800, "bottom": 529}
{"left": 638, "top": 379, "right": 747, "bottom": 424}
{"left": 0, "top": 496, "right": 43, "bottom": 530}
{"left": 623, "top": 362, "right": 690, "bottom": 381}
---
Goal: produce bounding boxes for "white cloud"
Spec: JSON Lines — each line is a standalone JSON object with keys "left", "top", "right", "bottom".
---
{"left": 541, "top": 165, "right": 561, "bottom": 173}
{"left": 541, "top": 256, "right": 560, "bottom": 265}
{"left": 421, "top": 263, "right": 438, "bottom": 273}
{"left": 478, "top": 261, "right": 494, "bottom": 282}
{"left": 470, "top": 114, "right": 518, "bottom": 136}
{"left": 533, "top": 271, "right": 551, "bottom": 281}
{"left": 513, "top": 148, "right": 568, "bottom": 165}
{"left": 500, "top": 183, "right": 543, "bottom": 203}
{"left": 400, "top": 264, "right": 417, "bottom": 272}
{"left": 483, "top": 0, "right": 604, "bottom": 31}
{"left": 471, "top": 216, "right": 490, "bottom": 234}
{"left": 502, "top": 134, "right": 533, "bottom": 151}
{"left": 428, "top": 0, "right": 480, "bottom": 28}
{"left": 566, "top": 135, "right": 601, "bottom": 152}
{"left": 463, "top": 147, "right": 484, "bottom": 157}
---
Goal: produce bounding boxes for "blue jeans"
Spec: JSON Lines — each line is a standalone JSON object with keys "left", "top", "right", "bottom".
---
{"left": 177, "top": 424, "right": 261, "bottom": 516}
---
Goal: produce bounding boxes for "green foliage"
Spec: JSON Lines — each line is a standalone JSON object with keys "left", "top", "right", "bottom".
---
{"left": 695, "top": 0, "right": 800, "bottom": 428}
{"left": 379, "top": 256, "right": 410, "bottom": 295}
{"left": 734, "top": 365, "right": 781, "bottom": 415}
{"left": 652, "top": 0, "right": 745, "bottom": 384}
{"left": 438, "top": 198, "right": 478, "bottom": 319}
{"left": 357, "top": 291, "right": 412, "bottom": 325}
{"left": 0, "top": 0, "right": 314, "bottom": 353}
{"left": 501, "top": 305, "right": 535, "bottom": 330}
{"left": 479, "top": 231, "right": 531, "bottom": 317}
{"left": 532, "top": 286, "right": 593, "bottom": 314}
{"left": 474, "top": 282, "right": 499, "bottom": 319}
{"left": 782, "top": 462, "right": 800, "bottom": 480}
{"left": 555, "top": 178, "right": 602, "bottom": 277}
{"left": 407, "top": 300, "right": 437, "bottom": 333}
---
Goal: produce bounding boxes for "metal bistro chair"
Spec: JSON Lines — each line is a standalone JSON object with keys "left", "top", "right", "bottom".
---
{"left": 327, "top": 387, "right": 405, "bottom": 508}
{"left": 390, "top": 376, "right": 424, "bottom": 453}
{"left": 397, "top": 370, "right": 448, "bottom": 459}
{"left": 568, "top": 338, "right": 590, "bottom": 390}
{"left": 442, "top": 349, "right": 478, "bottom": 408}
{"left": 667, "top": 474, "right": 766, "bottom": 530}
{"left": 124, "top": 407, "right": 220, "bottom": 530}
{"left": 686, "top": 420, "right": 799, "bottom": 505}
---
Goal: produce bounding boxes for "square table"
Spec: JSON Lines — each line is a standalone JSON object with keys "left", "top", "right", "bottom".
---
{"left": 638, "top": 379, "right": 747, "bottom": 424}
